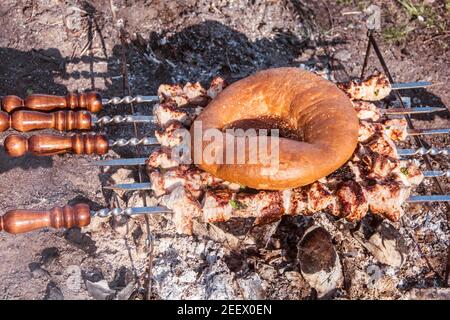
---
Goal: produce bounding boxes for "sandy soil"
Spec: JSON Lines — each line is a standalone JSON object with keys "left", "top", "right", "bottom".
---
{"left": 0, "top": 0, "right": 448, "bottom": 300}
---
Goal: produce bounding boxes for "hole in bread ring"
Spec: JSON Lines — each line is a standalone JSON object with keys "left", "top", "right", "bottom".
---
{"left": 191, "top": 67, "right": 359, "bottom": 190}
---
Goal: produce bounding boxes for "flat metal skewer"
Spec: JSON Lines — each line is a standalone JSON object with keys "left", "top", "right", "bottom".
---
{"left": 91, "top": 146, "right": 450, "bottom": 167}
{"left": 407, "top": 195, "right": 450, "bottom": 203}
{"left": 383, "top": 107, "right": 447, "bottom": 115}
{"left": 0, "top": 92, "right": 160, "bottom": 114}
{"left": 2, "top": 193, "right": 449, "bottom": 234}
{"left": 104, "top": 170, "right": 449, "bottom": 191}
{"left": 407, "top": 128, "right": 450, "bottom": 136}
{"left": 391, "top": 82, "right": 432, "bottom": 90}
{"left": 93, "top": 158, "right": 149, "bottom": 166}
{"left": 423, "top": 170, "right": 450, "bottom": 178}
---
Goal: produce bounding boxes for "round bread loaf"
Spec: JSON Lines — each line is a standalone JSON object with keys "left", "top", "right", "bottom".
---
{"left": 191, "top": 67, "right": 359, "bottom": 190}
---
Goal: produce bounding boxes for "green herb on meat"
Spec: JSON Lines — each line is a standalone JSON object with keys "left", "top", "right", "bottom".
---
{"left": 229, "top": 199, "right": 246, "bottom": 209}
{"left": 400, "top": 167, "right": 409, "bottom": 176}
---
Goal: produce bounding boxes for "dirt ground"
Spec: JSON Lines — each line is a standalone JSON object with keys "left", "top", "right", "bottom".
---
{"left": 0, "top": 0, "right": 449, "bottom": 300}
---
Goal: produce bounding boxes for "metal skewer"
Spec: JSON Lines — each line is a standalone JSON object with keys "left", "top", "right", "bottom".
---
{"left": 423, "top": 170, "right": 450, "bottom": 178}
{"left": 407, "top": 128, "right": 450, "bottom": 136}
{"left": 382, "top": 107, "right": 447, "bottom": 115}
{"left": 1, "top": 92, "right": 159, "bottom": 113}
{"left": 91, "top": 146, "right": 450, "bottom": 167}
{"left": 1, "top": 193, "right": 449, "bottom": 235}
{"left": 93, "top": 114, "right": 156, "bottom": 126}
{"left": 0, "top": 110, "right": 157, "bottom": 132}
{"left": 397, "top": 148, "right": 449, "bottom": 156}
{"left": 407, "top": 195, "right": 450, "bottom": 203}
{"left": 0, "top": 204, "right": 170, "bottom": 234}
{"left": 103, "top": 170, "right": 449, "bottom": 191}
{"left": 10, "top": 127, "right": 445, "bottom": 158}
{"left": 1, "top": 107, "right": 446, "bottom": 133}
{"left": 391, "top": 82, "right": 432, "bottom": 90}
{"left": 101, "top": 96, "right": 159, "bottom": 106}
{"left": 4, "top": 133, "right": 159, "bottom": 157}
{"left": 0, "top": 81, "right": 432, "bottom": 114}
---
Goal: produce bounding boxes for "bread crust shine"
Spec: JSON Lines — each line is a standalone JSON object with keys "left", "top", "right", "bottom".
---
{"left": 191, "top": 67, "right": 359, "bottom": 190}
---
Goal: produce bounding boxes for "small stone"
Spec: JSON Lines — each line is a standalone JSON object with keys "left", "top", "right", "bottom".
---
{"left": 355, "top": 223, "right": 406, "bottom": 268}
{"left": 334, "top": 50, "right": 351, "bottom": 62}
{"left": 116, "top": 281, "right": 136, "bottom": 300}
{"left": 82, "top": 267, "right": 104, "bottom": 283}
{"left": 297, "top": 225, "right": 343, "bottom": 298}
{"left": 110, "top": 168, "right": 136, "bottom": 198}
{"left": 110, "top": 168, "right": 135, "bottom": 184}
{"left": 44, "top": 281, "right": 64, "bottom": 300}
{"left": 64, "top": 228, "right": 97, "bottom": 255}
{"left": 257, "top": 264, "right": 278, "bottom": 281}
{"left": 127, "top": 191, "right": 158, "bottom": 208}
{"left": 237, "top": 274, "right": 266, "bottom": 299}
{"left": 192, "top": 220, "right": 240, "bottom": 249}
{"left": 40, "top": 247, "right": 59, "bottom": 266}
{"left": 109, "top": 267, "right": 134, "bottom": 290}
{"left": 28, "top": 262, "right": 51, "bottom": 279}
{"left": 86, "top": 280, "right": 115, "bottom": 300}
{"left": 284, "top": 271, "right": 303, "bottom": 283}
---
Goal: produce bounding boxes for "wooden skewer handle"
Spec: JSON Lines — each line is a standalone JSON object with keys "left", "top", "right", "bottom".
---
{"left": 0, "top": 204, "right": 91, "bottom": 234}
{"left": 1, "top": 92, "right": 103, "bottom": 113}
{"left": 4, "top": 133, "right": 109, "bottom": 157}
{"left": 0, "top": 110, "right": 93, "bottom": 132}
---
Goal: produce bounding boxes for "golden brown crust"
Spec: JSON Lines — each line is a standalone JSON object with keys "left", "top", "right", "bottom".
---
{"left": 191, "top": 67, "right": 359, "bottom": 190}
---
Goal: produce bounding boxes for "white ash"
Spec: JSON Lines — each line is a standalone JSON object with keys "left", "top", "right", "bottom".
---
{"left": 152, "top": 237, "right": 241, "bottom": 299}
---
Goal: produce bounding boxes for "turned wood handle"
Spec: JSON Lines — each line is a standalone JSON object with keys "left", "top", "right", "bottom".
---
{"left": 0, "top": 110, "right": 93, "bottom": 132}
{"left": 1, "top": 92, "right": 103, "bottom": 113}
{"left": 0, "top": 204, "right": 91, "bottom": 234}
{"left": 4, "top": 133, "right": 109, "bottom": 157}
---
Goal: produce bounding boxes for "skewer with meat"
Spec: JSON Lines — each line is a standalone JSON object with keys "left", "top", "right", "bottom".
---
{"left": 148, "top": 165, "right": 240, "bottom": 198}
{"left": 157, "top": 77, "right": 227, "bottom": 107}
{"left": 352, "top": 101, "right": 383, "bottom": 121}
{"left": 161, "top": 176, "right": 413, "bottom": 234}
{"left": 338, "top": 73, "right": 391, "bottom": 101}
{"left": 153, "top": 77, "right": 227, "bottom": 128}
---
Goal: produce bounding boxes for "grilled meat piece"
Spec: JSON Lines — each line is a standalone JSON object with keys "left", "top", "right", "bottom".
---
{"left": 364, "top": 152, "right": 400, "bottom": 180}
{"left": 383, "top": 118, "right": 408, "bottom": 141}
{"left": 366, "top": 181, "right": 410, "bottom": 221}
{"left": 153, "top": 103, "right": 203, "bottom": 127}
{"left": 358, "top": 119, "right": 408, "bottom": 143}
{"left": 396, "top": 160, "right": 424, "bottom": 186}
{"left": 307, "top": 182, "right": 335, "bottom": 213}
{"left": 147, "top": 147, "right": 181, "bottom": 169}
{"left": 183, "top": 82, "right": 209, "bottom": 106}
{"left": 338, "top": 73, "right": 391, "bottom": 101}
{"left": 201, "top": 189, "right": 235, "bottom": 223}
{"left": 148, "top": 165, "right": 239, "bottom": 198}
{"left": 158, "top": 81, "right": 209, "bottom": 107}
{"left": 207, "top": 77, "right": 227, "bottom": 99}
{"left": 155, "top": 122, "right": 188, "bottom": 148}
{"left": 358, "top": 121, "right": 384, "bottom": 142}
{"left": 160, "top": 186, "right": 202, "bottom": 235}
{"left": 353, "top": 101, "right": 382, "bottom": 121}
{"left": 334, "top": 181, "right": 369, "bottom": 221}
{"left": 364, "top": 133, "right": 398, "bottom": 158}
